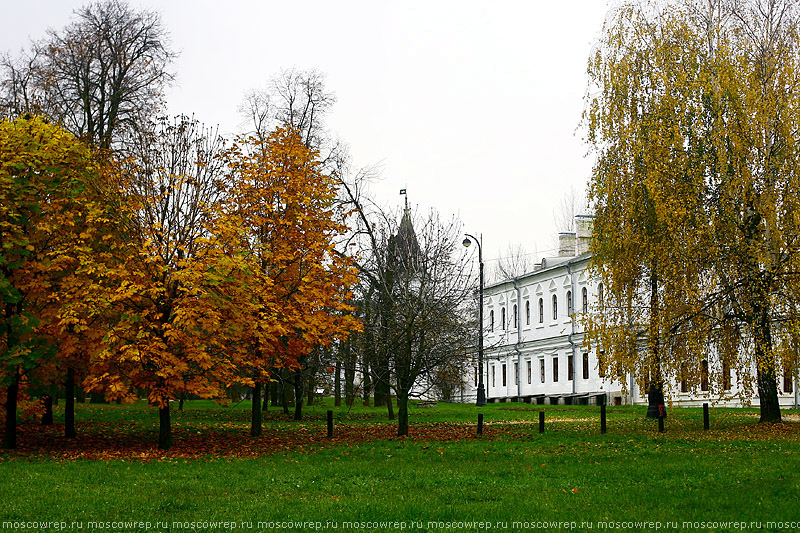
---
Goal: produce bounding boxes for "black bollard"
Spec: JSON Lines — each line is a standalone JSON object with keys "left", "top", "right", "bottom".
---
{"left": 703, "top": 403, "right": 709, "bottom": 431}
{"left": 477, "top": 413, "right": 483, "bottom": 435}
{"left": 600, "top": 404, "right": 607, "bottom": 434}
{"left": 539, "top": 411, "right": 545, "bottom": 433}
{"left": 327, "top": 410, "right": 333, "bottom": 438}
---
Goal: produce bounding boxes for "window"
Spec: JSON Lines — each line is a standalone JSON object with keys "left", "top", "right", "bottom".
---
{"left": 567, "top": 291, "right": 573, "bottom": 316}
{"left": 598, "top": 283, "right": 604, "bottom": 306}
{"left": 526, "top": 301, "right": 530, "bottom": 325}
{"left": 492, "top": 365, "right": 496, "bottom": 387}
{"left": 501, "top": 307, "right": 506, "bottom": 330}
{"left": 553, "top": 357, "right": 559, "bottom": 382}
{"left": 513, "top": 304, "right": 518, "bottom": 329}
{"left": 723, "top": 361, "right": 732, "bottom": 391}
{"left": 540, "top": 359, "right": 545, "bottom": 383}
{"left": 502, "top": 364, "right": 507, "bottom": 386}
{"left": 489, "top": 310, "right": 494, "bottom": 332}
{"left": 582, "top": 353, "right": 589, "bottom": 379}
{"left": 474, "top": 366, "right": 478, "bottom": 386}
{"left": 538, "top": 298, "right": 544, "bottom": 323}
{"left": 568, "top": 355, "right": 574, "bottom": 381}
{"left": 552, "top": 295, "right": 558, "bottom": 320}
{"left": 582, "top": 287, "right": 588, "bottom": 311}
{"left": 527, "top": 360, "right": 532, "bottom": 384}
{"left": 680, "top": 366, "right": 688, "bottom": 393}
{"left": 701, "top": 360, "right": 709, "bottom": 391}
{"left": 598, "top": 351, "right": 606, "bottom": 378}
{"left": 514, "top": 362, "right": 519, "bottom": 384}
{"left": 784, "top": 363, "right": 794, "bottom": 394}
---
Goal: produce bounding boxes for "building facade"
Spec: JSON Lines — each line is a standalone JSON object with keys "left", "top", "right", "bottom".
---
{"left": 462, "top": 216, "right": 800, "bottom": 409}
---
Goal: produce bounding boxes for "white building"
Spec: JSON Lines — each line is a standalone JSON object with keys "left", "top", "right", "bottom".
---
{"left": 462, "top": 215, "right": 800, "bottom": 409}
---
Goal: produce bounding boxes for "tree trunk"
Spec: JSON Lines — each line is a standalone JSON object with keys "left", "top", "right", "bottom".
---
{"left": 65, "top": 367, "right": 76, "bottom": 438}
{"left": 645, "top": 268, "right": 667, "bottom": 418}
{"left": 387, "top": 393, "right": 395, "bottom": 420}
{"left": 294, "top": 372, "right": 303, "bottom": 421}
{"left": 374, "top": 369, "right": 387, "bottom": 407}
{"left": 41, "top": 395, "right": 53, "bottom": 425}
{"left": 361, "top": 362, "right": 370, "bottom": 406}
{"left": 755, "top": 311, "right": 781, "bottom": 422}
{"left": 158, "top": 404, "right": 171, "bottom": 450}
{"left": 282, "top": 372, "right": 292, "bottom": 415}
{"left": 747, "top": 269, "right": 782, "bottom": 422}
{"left": 646, "top": 383, "right": 666, "bottom": 419}
{"left": 397, "top": 394, "right": 409, "bottom": 437}
{"left": 334, "top": 357, "right": 342, "bottom": 407}
{"left": 2, "top": 371, "right": 20, "bottom": 449}
{"left": 306, "top": 374, "right": 314, "bottom": 407}
{"left": 251, "top": 382, "right": 262, "bottom": 437}
{"left": 89, "top": 391, "right": 107, "bottom": 404}
{"left": 75, "top": 381, "right": 86, "bottom": 403}
{"left": 270, "top": 379, "right": 280, "bottom": 407}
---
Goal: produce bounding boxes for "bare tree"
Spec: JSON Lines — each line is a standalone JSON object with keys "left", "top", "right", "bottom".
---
{"left": 240, "top": 68, "right": 336, "bottom": 147}
{"left": 337, "top": 174, "right": 475, "bottom": 434}
{"left": 1, "top": 0, "right": 175, "bottom": 150}
{"left": 553, "top": 186, "right": 588, "bottom": 233}
{"left": 492, "top": 243, "right": 537, "bottom": 283}
{"left": 0, "top": 50, "right": 43, "bottom": 119}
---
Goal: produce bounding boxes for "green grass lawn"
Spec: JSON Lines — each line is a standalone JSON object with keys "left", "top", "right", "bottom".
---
{"left": 1, "top": 400, "right": 799, "bottom": 532}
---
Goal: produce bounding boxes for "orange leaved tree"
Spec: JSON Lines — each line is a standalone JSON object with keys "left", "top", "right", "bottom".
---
{"left": 85, "top": 116, "right": 246, "bottom": 450}
{"left": 226, "top": 126, "right": 360, "bottom": 436}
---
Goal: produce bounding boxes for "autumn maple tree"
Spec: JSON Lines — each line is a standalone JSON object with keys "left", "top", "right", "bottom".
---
{"left": 586, "top": 0, "right": 800, "bottom": 422}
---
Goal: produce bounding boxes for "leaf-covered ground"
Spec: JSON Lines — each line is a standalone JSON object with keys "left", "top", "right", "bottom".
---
{"left": 3, "top": 401, "right": 799, "bottom": 461}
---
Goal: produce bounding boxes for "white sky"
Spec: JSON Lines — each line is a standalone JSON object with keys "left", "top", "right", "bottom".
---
{"left": 2, "top": 0, "right": 611, "bottom": 265}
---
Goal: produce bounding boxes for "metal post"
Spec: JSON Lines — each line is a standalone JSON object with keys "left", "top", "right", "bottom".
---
{"left": 327, "top": 410, "right": 333, "bottom": 438}
{"left": 600, "top": 404, "right": 607, "bottom": 434}
{"left": 658, "top": 415, "right": 665, "bottom": 433}
{"left": 465, "top": 233, "right": 486, "bottom": 406}
{"left": 703, "top": 403, "right": 709, "bottom": 431}
{"left": 539, "top": 411, "right": 545, "bottom": 433}
{"left": 477, "top": 413, "right": 483, "bottom": 435}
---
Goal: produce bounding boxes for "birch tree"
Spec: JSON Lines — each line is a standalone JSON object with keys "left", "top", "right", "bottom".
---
{"left": 586, "top": 0, "right": 800, "bottom": 422}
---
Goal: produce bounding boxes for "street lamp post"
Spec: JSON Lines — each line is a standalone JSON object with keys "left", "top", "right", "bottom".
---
{"left": 463, "top": 233, "right": 486, "bottom": 406}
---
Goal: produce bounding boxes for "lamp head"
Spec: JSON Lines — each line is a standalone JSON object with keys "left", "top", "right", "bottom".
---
{"left": 462, "top": 237, "right": 472, "bottom": 248}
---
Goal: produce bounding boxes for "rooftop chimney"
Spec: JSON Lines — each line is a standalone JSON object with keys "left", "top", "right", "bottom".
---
{"left": 558, "top": 232, "right": 577, "bottom": 257}
{"left": 575, "top": 214, "right": 594, "bottom": 255}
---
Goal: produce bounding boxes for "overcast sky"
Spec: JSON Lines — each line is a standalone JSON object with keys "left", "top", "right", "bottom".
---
{"left": 2, "top": 0, "right": 611, "bottom": 268}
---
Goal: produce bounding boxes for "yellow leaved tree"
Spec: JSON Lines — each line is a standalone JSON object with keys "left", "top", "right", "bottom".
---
{"left": 0, "top": 116, "right": 112, "bottom": 449}
{"left": 225, "top": 126, "right": 360, "bottom": 436}
{"left": 586, "top": 0, "right": 800, "bottom": 422}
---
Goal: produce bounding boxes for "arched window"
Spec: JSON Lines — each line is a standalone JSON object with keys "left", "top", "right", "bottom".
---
{"left": 525, "top": 301, "right": 530, "bottom": 325}
{"left": 552, "top": 294, "right": 558, "bottom": 320}
{"left": 538, "top": 298, "right": 544, "bottom": 323}
{"left": 501, "top": 307, "right": 506, "bottom": 330}
{"left": 513, "top": 304, "right": 518, "bottom": 329}
{"left": 566, "top": 290, "right": 573, "bottom": 316}
{"left": 701, "top": 360, "right": 709, "bottom": 391}
{"left": 489, "top": 310, "right": 494, "bottom": 332}
{"left": 582, "top": 287, "right": 588, "bottom": 310}
{"left": 598, "top": 283, "right": 604, "bottom": 306}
